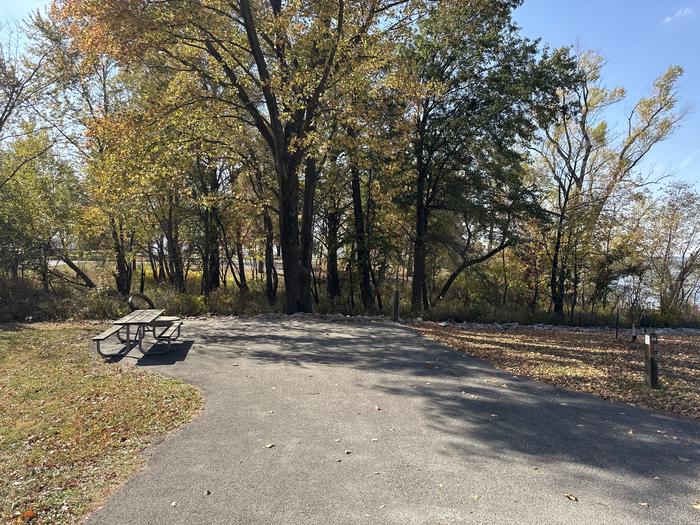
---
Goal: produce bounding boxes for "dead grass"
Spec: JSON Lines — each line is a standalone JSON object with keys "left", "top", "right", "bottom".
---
{"left": 413, "top": 323, "right": 700, "bottom": 420}
{"left": 0, "top": 322, "right": 202, "bottom": 524}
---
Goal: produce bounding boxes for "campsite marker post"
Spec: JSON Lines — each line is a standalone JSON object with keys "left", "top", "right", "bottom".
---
{"left": 644, "top": 333, "right": 660, "bottom": 389}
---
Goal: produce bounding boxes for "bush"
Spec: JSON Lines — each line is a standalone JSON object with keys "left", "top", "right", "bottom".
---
{"left": 62, "top": 286, "right": 128, "bottom": 320}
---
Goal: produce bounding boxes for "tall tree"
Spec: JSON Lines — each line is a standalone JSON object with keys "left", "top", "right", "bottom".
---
{"left": 399, "top": 0, "right": 573, "bottom": 315}
{"left": 57, "top": 0, "right": 414, "bottom": 313}
{"left": 533, "top": 51, "right": 686, "bottom": 317}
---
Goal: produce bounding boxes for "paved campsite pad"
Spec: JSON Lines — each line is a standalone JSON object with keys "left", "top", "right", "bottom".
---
{"left": 87, "top": 318, "right": 700, "bottom": 524}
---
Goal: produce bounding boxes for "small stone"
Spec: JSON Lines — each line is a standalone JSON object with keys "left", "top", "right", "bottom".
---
{"left": 205, "top": 490, "right": 211, "bottom": 496}
{"left": 170, "top": 501, "right": 177, "bottom": 507}
{"left": 266, "top": 443, "right": 276, "bottom": 449}
{"left": 344, "top": 450, "right": 352, "bottom": 454}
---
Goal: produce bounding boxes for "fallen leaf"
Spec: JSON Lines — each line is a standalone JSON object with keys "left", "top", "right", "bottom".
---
{"left": 471, "top": 495, "right": 481, "bottom": 501}
{"left": 424, "top": 363, "right": 434, "bottom": 369}
{"left": 564, "top": 493, "right": 578, "bottom": 502}
{"left": 20, "top": 509, "right": 38, "bottom": 522}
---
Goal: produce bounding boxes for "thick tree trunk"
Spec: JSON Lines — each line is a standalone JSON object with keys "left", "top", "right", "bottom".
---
{"left": 200, "top": 209, "right": 221, "bottom": 295}
{"left": 300, "top": 158, "right": 318, "bottom": 308}
{"left": 278, "top": 163, "right": 301, "bottom": 312}
{"left": 276, "top": 156, "right": 314, "bottom": 314}
{"left": 198, "top": 163, "right": 221, "bottom": 296}
{"left": 351, "top": 165, "right": 373, "bottom": 313}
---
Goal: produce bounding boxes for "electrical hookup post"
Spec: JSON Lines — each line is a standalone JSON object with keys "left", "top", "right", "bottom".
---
{"left": 644, "top": 333, "right": 660, "bottom": 389}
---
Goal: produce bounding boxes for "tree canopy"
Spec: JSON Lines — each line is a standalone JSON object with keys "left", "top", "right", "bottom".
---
{"left": 0, "top": 0, "right": 693, "bottom": 326}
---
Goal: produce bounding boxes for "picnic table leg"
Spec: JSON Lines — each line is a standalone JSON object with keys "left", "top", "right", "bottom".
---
{"left": 137, "top": 325, "right": 145, "bottom": 354}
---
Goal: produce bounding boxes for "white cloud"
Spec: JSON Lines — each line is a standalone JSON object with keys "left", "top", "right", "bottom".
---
{"left": 680, "top": 149, "right": 700, "bottom": 169}
{"left": 664, "top": 7, "right": 695, "bottom": 23}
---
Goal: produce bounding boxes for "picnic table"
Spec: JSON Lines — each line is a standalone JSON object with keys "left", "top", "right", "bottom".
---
{"left": 92, "top": 309, "right": 182, "bottom": 358}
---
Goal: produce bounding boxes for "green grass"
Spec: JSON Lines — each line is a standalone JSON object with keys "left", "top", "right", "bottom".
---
{"left": 0, "top": 323, "right": 202, "bottom": 524}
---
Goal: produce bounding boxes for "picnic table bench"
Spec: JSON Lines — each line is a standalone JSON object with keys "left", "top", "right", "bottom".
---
{"left": 92, "top": 309, "right": 182, "bottom": 358}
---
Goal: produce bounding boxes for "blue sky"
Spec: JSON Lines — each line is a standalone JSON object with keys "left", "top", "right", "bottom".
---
{"left": 515, "top": 1, "right": 700, "bottom": 183}
{"left": 3, "top": 0, "right": 699, "bottom": 183}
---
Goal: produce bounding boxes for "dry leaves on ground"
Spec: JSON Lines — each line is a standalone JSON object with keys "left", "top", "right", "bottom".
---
{"left": 413, "top": 323, "right": 700, "bottom": 420}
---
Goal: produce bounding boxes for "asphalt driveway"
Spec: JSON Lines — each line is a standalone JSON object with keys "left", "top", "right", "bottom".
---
{"left": 86, "top": 317, "right": 700, "bottom": 524}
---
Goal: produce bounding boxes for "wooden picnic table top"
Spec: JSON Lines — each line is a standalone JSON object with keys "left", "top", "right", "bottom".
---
{"left": 113, "top": 309, "right": 165, "bottom": 326}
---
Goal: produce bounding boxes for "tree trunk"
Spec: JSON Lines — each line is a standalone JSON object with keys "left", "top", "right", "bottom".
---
{"left": 276, "top": 156, "right": 314, "bottom": 314}
{"left": 236, "top": 239, "right": 249, "bottom": 292}
{"left": 351, "top": 165, "right": 373, "bottom": 313}
{"left": 411, "top": 170, "right": 428, "bottom": 316}
{"left": 59, "top": 254, "right": 96, "bottom": 288}
{"left": 263, "top": 208, "right": 277, "bottom": 304}
{"left": 550, "top": 217, "right": 566, "bottom": 317}
{"left": 110, "top": 217, "right": 133, "bottom": 296}
{"left": 326, "top": 209, "right": 341, "bottom": 299}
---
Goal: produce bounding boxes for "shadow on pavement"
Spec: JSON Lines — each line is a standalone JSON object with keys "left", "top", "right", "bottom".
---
{"left": 185, "top": 317, "right": 700, "bottom": 502}
{"left": 137, "top": 340, "right": 194, "bottom": 366}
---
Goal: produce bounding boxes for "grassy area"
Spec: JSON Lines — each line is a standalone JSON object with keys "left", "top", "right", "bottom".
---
{"left": 414, "top": 323, "right": 700, "bottom": 420}
{"left": 0, "top": 323, "right": 202, "bottom": 524}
